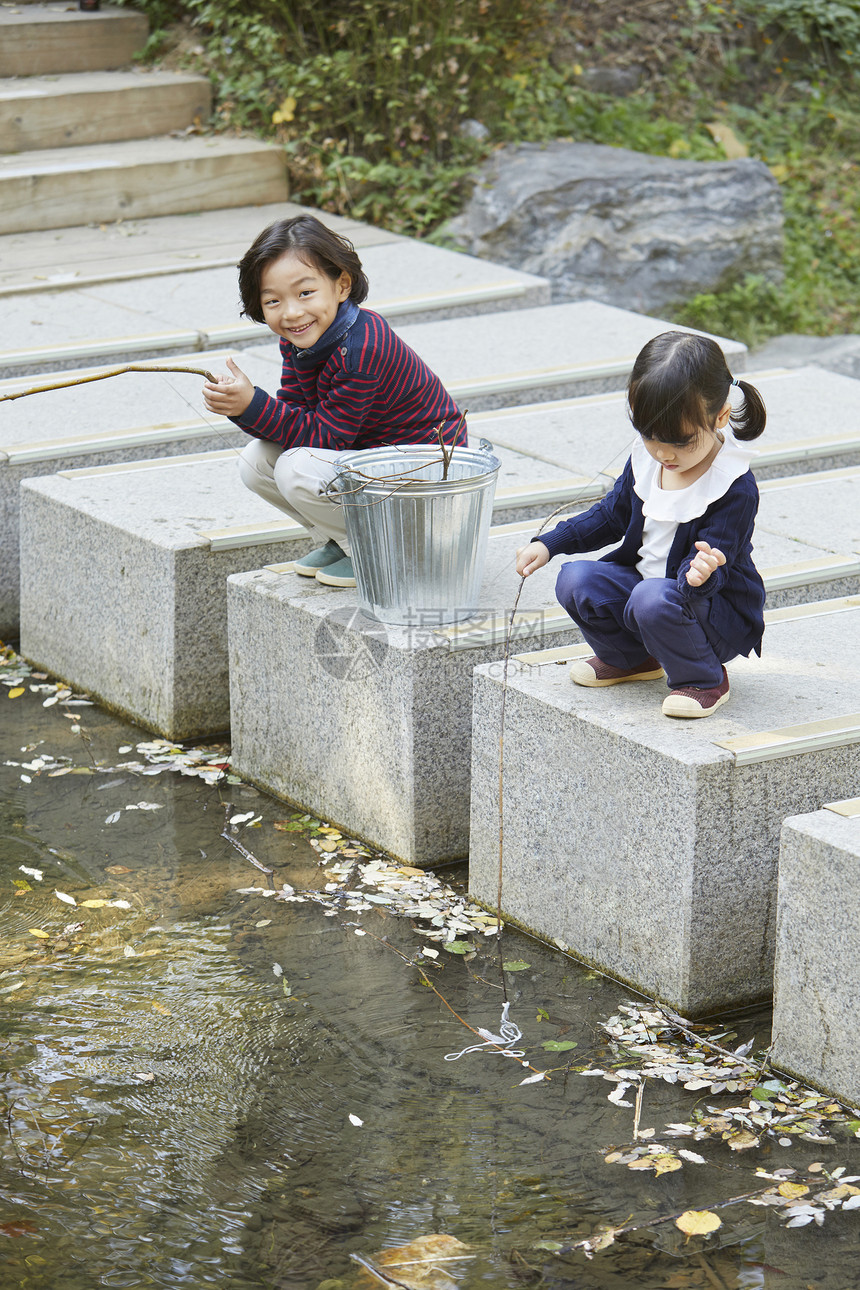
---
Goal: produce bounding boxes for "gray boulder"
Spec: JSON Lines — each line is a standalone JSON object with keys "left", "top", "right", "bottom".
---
{"left": 444, "top": 140, "right": 783, "bottom": 313}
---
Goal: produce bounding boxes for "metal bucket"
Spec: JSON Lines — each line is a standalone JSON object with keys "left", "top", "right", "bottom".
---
{"left": 331, "top": 440, "right": 501, "bottom": 625}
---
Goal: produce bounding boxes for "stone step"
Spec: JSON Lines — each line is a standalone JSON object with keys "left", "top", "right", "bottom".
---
{"left": 473, "top": 365, "right": 860, "bottom": 481}
{"left": 0, "top": 240, "right": 550, "bottom": 376}
{"left": 0, "top": 5, "right": 148, "bottom": 77}
{"left": 467, "top": 596, "right": 860, "bottom": 1016}
{"left": 0, "top": 203, "right": 401, "bottom": 296}
{"left": 238, "top": 300, "right": 747, "bottom": 413}
{"left": 0, "top": 136, "right": 288, "bottom": 235}
{"left": 0, "top": 70, "right": 212, "bottom": 153}
{"left": 771, "top": 798, "right": 860, "bottom": 1104}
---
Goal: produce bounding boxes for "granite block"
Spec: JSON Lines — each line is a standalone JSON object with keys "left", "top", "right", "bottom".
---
{"left": 227, "top": 564, "right": 582, "bottom": 867}
{"left": 18, "top": 459, "right": 314, "bottom": 737}
{"left": 468, "top": 602, "right": 860, "bottom": 1015}
{"left": 771, "top": 806, "right": 860, "bottom": 1105}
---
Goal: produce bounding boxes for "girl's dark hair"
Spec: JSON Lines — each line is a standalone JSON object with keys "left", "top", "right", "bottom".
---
{"left": 238, "top": 215, "right": 369, "bottom": 322}
{"left": 627, "top": 330, "right": 766, "bottom": 444}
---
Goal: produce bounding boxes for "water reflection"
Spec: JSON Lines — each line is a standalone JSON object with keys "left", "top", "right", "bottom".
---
{"left": 2, "top": 674, "right": 859, "bottom": 1289}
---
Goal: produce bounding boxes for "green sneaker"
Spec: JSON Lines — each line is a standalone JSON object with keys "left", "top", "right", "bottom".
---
{"left": 315, "top": 555, "right": 356, "bottom": 588}
{"left": 292, "top": 540, "right": 345, "bottom": 577}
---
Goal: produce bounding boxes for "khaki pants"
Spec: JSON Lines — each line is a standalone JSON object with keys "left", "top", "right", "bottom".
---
{"left": 237, "top": 439, "right": 364, "bottom": 554}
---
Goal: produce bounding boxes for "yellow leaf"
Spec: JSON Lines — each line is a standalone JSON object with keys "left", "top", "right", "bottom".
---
{"left": 7, "top": 687, "right": 25, "bottom": 699}
{"left": 705, "top": 121, "right": 748, "bottom": 159}
{"left": 28, "top": 928, "right": 51, "bottom": 938}
{"left": 668, "top": 138, "right": 691, "bottom": 158}
{"left": 770, "top": 163, "right": 789, "bottom": 182}
{"left": 80, "top": 899, "right": 108, "bottom": 908}
{"left": 675, "top": 1210, "right": 722, "bottom": 1237}
{"left": 727, "top": 1129, "right": 759, "bottom": 1151}
{"left": 151, "top": 1002, "right": 172, "bottom": 1016}
{"left": 778, "top": 1181, "right": 810, "bottom": 1198}
{"left": 573, "top": 63, "right": 583, "bottom": 76}
{"left": 272, "top": 95, "right": 297, "bottom": 125}
{"left": 653, "top": 1154, "right": 683, "bottom": 1175}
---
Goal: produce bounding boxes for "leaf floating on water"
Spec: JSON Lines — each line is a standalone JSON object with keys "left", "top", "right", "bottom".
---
{"left": 520, "top": 1072, "right": 546, "bottom": 1085}
{"left": 54, "top": 890, "right": 77, "bottom": 906}
{"left": 727, "top": 1130, "right": 759, "bottom": 1151}
{"left": 272, "top": 964, "right": 283, "bottom": 977}
{"left": 443, "top": 940, "right": 475, "bottom": 955}
{"left": 608, "top": 1083, "right": 633, "bottom": 1107}
{"left": 20, "top": 865, "right": 43, "bottom": 881}
{"left": 28, "top": 928, "right": 51, "bottom": 939}
{"left": 255, "top": 920, "right": 272, "bottom": 928}
{"left": 7, "top": 687, "right": 25, "bottom": 699}
{"left": 133, "top": 1072, "right": 156, "bottom": 1082}
{"left": 110, "top": 900, "right": 132, "bottom": 910}
{"left": 778, "top": 1181, "right": 810, "bottom": 1199}
{"left": 105, "top": 811, "right": 121, "bottom": 825}
{"left": 421, "top": 946, "right": 439, "bottom": 958}
{"left": 503, "top": 960, "right": 531, "bottom": 972}
{"left": 678, "top": 1149, "right": 707, "bottom": 1164}
{"left": 230, "top": 811, "right": 255, "bottom": 826}
{"left": 105, "top": 865, "right": 132, "bottom": 875}
{"left": 151, "top": 1001, "right": 172, "bottom": 1015}
{"left": 80, "top": 899, "right": 108, "bottom": 908}
{"left": 349, "top": 1113, "right": 363, "bottom": 1126}
{"left": 541, "top": 1040, "right": 578, "bottom": 1051}
{"left": 123, "top": 945, "right": 136, "bottom": 957}
{"left": 675, "top": 1210, "right": 721, "bottom": 1237}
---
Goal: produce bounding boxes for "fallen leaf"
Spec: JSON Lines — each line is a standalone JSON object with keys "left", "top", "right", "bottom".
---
{"left": 678, "top": 1149, "right": 707, "bottom": 1164}
{"left": 54, "top": 890, "right": 77, "bottom": 906}
{"left": 705, "top": 121, "right": 748, "bottom": 159}
{"left": 503, "top": 960, "right": 530, "bottom": 972}
{"left": 28, "top": 928, "right": 51, "bottom": 939}
{"left": 727, "top": 1130, "right": 759, "bottom": 1151}
{"left": 105, "top": 865, "right": 132, "bottom": 875}
{"left": 520, "top": 1072, "right": 546, "bottom": 1085}
{"left": 653, "top": 1154, "right": 683, "bottom": 1176}
{"left": 778, "top": 1182, "right": 810, "bottom": 1199}
{"left": 19, "top": 866, "right": 43, "bottom": 881}
{"left": 675, "top": 1210, "right": 722, "bottom": 1237}
{"left": 349, "top": 1113, "right": 363, "bottom": 1126}
{"left": 151, "top": 1002, "right": 171, "bottom": 1015}
{"left": 80, "top": 899, "right": 108, "bottom": 908}
{"left": 7, "top": 687, "right": 25, "bottom": 699}
{"left": 541, "top": 1040, "right": 578, "bottom": 1051}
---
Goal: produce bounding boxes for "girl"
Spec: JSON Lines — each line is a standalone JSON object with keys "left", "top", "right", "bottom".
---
{"left": 203, "top": 215, "right": 464, "bottom": 588}
{"left": 515, "top": 331, "right": 767, "bottom": 718}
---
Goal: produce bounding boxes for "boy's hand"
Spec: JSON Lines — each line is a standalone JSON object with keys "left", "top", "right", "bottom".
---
{"left": 203, "top": 357, "right": 255, "bottom": 418}
{"left": 686, "top": 540, "right": 726, "bottom": 587}
{"left": 516, "top": 541, "right": 550, "bottom": 577}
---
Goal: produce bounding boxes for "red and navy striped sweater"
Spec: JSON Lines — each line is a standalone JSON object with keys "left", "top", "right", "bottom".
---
{"left": 232, "top": 304, "right": 465, "bottom": 452}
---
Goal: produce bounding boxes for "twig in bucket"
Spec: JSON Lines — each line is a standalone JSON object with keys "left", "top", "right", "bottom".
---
{"left": 0, "top": 364, "right": 217, "bottom": 403}
{"left": 436, "top": 411, "right": 467, "bottom": 480}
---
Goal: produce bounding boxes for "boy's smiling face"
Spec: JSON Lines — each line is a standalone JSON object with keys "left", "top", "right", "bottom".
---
{"left": 259, "top": 251, "right": 351, "bottom": 348}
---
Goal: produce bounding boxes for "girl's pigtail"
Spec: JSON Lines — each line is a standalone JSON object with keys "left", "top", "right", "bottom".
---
{"left": 729, "top": 378, "right": 767, "bottom": 441}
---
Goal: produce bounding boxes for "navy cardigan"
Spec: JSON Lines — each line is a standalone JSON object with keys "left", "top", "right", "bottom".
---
{"left": 539, "top": 459, "right": 766, "bottom": 658}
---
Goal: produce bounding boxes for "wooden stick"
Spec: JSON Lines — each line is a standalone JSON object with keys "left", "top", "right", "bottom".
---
{"left": 0, "top": 363, "right": 217, "bottom": 403}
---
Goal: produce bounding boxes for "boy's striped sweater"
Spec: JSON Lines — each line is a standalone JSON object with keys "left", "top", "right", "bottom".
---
{"left": 231, "top": 302, "right": 465, "bottom": 452}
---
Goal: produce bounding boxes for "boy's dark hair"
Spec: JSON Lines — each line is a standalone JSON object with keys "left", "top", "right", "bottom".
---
{"left": 238, "top": 215, "right": 369, "bottom": 322}
{"left": 627, "top": 330, "right": 766, "bottom": 444}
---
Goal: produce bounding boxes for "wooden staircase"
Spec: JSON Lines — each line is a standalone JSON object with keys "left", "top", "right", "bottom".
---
{"left": 0, "top": 4, "right": 288, "bottom": 234}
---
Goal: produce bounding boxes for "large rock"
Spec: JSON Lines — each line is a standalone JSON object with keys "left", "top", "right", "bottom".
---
{"left": 445, "top": 141, "right": 783, "bottom": 312}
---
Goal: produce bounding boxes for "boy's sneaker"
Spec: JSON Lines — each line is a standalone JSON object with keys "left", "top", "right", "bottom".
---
{"left": 315, "top": 555, "right": 356, "bottom": 588}
{"left": 570, "top": 654, "right": 664, "bottom": 687}
{"left": 291, "top": 540, "right": 345, "bottom": 577}
{"left": 662, "top": 667, "right": 730, "bottom": 718}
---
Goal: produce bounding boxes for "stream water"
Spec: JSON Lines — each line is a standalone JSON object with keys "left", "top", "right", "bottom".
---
{"left": 2, "top": 654, "right": 860, "bottom": 1290}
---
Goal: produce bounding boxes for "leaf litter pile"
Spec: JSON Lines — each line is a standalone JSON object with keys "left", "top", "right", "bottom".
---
{"left": 6, "top": 642, "right": 860, "bottom": 1280}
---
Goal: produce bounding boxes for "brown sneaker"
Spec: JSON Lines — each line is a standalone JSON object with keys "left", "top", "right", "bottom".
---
{"left": 570, "top": 654, "right": 665, "bottom": 688}
{"left": 662, "top": 667, "right": 730, "bottom": 718}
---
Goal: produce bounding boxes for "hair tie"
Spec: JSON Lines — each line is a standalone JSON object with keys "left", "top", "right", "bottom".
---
{"left": 731, "top": 377, "right": 740, "bottom": 387}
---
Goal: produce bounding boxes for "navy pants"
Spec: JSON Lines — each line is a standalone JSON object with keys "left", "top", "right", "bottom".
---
{"left": 555, "top": 560, "right": 736, "bottom": 690}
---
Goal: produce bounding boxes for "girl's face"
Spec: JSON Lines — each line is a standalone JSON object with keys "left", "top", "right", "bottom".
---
{"left": 640, "top": 402, "right": 731, "bottom": 486}
{"left": 259, "top": 251, "right": 351, "bottom": 348}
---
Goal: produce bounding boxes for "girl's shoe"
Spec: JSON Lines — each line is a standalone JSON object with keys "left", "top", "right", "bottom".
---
{"left": 662, "top": 667, "right": 730, "bottom": 718}
{"left": 315, "top": 556, "right": 356, "bottom": 588}
{"left": 570, "top": 654, "right": 664, "bottom": 687}
{"left": 292, "top": 540, "right": 346, "bottom": 577}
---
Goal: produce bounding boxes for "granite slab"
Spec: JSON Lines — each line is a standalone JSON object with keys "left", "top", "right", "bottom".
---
{"left": 771, "top": 803, "right": 860, "bottom": 1105}
{"left": 473, "top": 366, "right": 860, "bottom": 481}
{"left": 468, "top": 599, "right": 860, "bottom": 1014}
